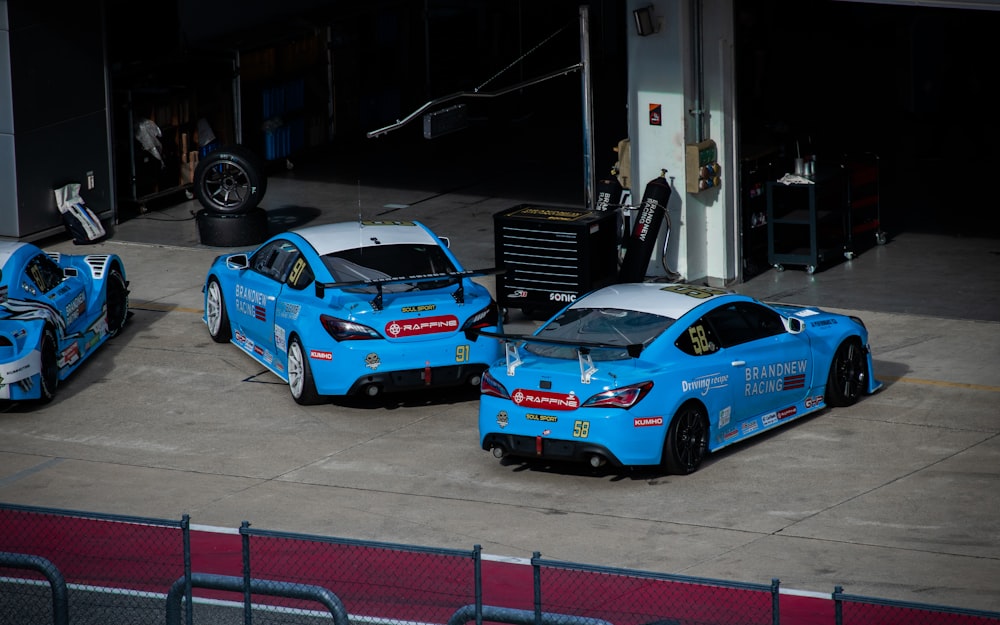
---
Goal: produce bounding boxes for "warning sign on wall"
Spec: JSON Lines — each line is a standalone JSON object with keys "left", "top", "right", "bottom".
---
{"left": 649, "top": 103, "right": 661, "bottom": 126}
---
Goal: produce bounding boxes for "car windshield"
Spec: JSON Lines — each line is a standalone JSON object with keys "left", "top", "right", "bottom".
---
{"left": 322, "top": 244, "right": 457, "bottom": 292}
{"left": 526, "top": 307, "right": 675, "bottom": 361}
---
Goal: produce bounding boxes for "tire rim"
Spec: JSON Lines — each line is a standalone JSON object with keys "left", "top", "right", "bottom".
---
{"left": 288, "top": 341, "right": 304, "bottom": 398}
{"left": 675, "top": 409, "right": 707, "bottom": 470}
{"left": 206, "top": 282, "right": 223, "bottom": 336}
{"left": 203, "top": 161, "right": 252, "bottom": 211}
{"left": 837, "top": 342, "right": 864, "bottom": 400}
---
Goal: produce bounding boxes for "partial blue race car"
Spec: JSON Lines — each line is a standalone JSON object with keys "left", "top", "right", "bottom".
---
{"left": 477, "top": 282, "right": 882, "bottom": 474}
{"left": 202, "top": 220, "right": 503, "bottom": 404}
{"left": 0, "top": 241, "right": 129, "bottom": 403}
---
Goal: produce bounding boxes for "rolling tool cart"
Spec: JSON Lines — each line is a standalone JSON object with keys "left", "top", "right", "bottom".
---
{"left": 494, "top": 205, "right": 618, "bottom": 317}
{"left": 767, "top": 170, "right": 847, "bottom": 274}
{"left": 842, "top": 152, "right": 887, "bottom": 258}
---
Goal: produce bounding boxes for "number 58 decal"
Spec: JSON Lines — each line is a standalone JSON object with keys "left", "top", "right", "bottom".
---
{"left": 573, "top": 420, "right": 590, "bottom": 438}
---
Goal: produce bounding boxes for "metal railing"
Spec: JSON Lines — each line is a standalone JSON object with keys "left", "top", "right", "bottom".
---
{"left": 2, "top": 503, "right": 998, "bottom": 625}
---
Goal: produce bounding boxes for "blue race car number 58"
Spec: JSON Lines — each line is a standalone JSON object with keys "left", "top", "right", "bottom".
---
{"left": 573, "top": 421, "right": 590, "bottom": 438}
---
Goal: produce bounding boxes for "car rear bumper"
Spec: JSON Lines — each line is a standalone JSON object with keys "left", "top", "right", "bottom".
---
{"left": 481, "top": 432, "right": 625, "bottom": 467}
{"left": 345, "top": 362, "right": 489, "bottom": 396}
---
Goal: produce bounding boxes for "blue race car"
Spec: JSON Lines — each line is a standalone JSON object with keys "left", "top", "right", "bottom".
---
{"left": 202, "top": 220, "right": 503, "bottom": 404}
{"left": 0, "top": 241, "right": 129, "bottom": 403}
{"left": 477, "top": 282, "right": 881, "bottom": 474}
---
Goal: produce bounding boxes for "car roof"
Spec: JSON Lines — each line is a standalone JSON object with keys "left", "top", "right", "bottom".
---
{"left": 573, "top": 282, "right": 734, "bottom": 320}
{"left": 293, "top": 221, "right": 439, "bottom": 256}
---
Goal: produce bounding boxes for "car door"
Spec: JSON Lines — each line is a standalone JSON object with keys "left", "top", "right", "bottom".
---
{"left": 232, "top": 240, "right": 293, "bottom": 361}
{"left": 702, "top": 301, "right": 813, "bottom": 424}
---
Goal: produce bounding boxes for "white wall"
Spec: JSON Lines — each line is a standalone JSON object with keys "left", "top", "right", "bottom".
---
{"left": 625, "top": 0, "right": 736, "bottom": 285}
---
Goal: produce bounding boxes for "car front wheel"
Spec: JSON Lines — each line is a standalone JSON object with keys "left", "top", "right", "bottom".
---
{"left": 38, "top": 327, "right": 59, "bottom": 403}
{"left": 106, "top": 268, "right": 129, "bottom": 337}
{"left": 205, "top": 278, "right": 232, "bottom": 343}
{"left": 826, "top": 337, "right": 867, "bottom": 407}
{"left": 287, "top": 336, "right": 323, "bottom": 405}
{"left": 662, "top": 402, "right": 709, "bottom": 475}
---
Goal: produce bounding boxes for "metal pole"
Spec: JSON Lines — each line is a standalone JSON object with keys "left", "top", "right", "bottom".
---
{"left": 579, "top": 5, "right": 595, "bottom": 210}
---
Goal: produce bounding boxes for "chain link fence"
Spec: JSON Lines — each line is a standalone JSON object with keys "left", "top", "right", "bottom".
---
{"left": 2, "top": 503, "right": 999, "bottom": 625}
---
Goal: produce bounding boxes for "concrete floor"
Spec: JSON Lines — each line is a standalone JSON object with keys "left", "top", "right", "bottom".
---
{"left": 2, "top": 138, "right": 999, "bottom": 614}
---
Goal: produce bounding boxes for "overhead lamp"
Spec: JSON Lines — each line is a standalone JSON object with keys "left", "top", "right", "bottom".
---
{"left": 633, "top": 5, "right": 657, "bottom": 36}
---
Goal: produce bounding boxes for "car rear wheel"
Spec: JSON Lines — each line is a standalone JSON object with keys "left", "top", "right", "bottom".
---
{"left": 662, "top": 402, "right": 709, "bottom": 475}
{"left": 106, "top": 268, "right": 129, "bottom": 338}
{"left": 826, "top": 337, "right": 866, "bottom": 407}
{"left": 38, "top": 327, "right": 59, "bottom": 403}
{"left": 205, "top": 278, "right": 232, "bottom": 343}
{"left": 287, "top": 336, "right": 323, "bottom": 405}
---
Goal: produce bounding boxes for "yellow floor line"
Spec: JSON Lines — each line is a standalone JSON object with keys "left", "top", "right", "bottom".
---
{"left": 131, "top": 300, "right": 203, "bottom": 315}
{"left": 879, "top": 375, "right": 1000, "bottom": 393}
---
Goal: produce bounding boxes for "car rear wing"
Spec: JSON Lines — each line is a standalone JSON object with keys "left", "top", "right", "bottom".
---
{"left": 473, "top": 329, "right": 644, "bottom": 384}
{"left": 315, "top": 267, "right": 505, "bottom": 311}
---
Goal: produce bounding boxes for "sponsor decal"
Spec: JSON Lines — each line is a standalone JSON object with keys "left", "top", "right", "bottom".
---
{"left": 511, "top": 289, "right": 528, "bottom": 299}
{"left": 811, "top": 319, "right": 838, "bottom": 327}
{"left": 511, "top": 389, "right": 579, "bottom": 410}
{"left": 526, "top": 413, "right": 558, "bottom": 423}
{"left": 634, "top": 416, "right": 663, "bottom": 427}
{"left": 58, "top": 342, "right": 81, "bottom": 368}
{"left": 794, "top": 309, "right": 820, "bottom": 317}
{"left": 63, "top": 292, "right": 86, "bottom": 326}
{"left": 741, "top": 420, "right": 759, "bottom": 435}
{"left": 264, "top": 351, "right": 273, "bottom": 364}
{"left": 496, "top": 410, "right": 509, "bottom": 428}
{"left": 744, "top": 360, "right": 808, "bottom": 396}
{"left": 365, "top": 353, "right": 381, "bottom": 370}
{"left": 310, "top": 350, "right": 333, "bottom": 361}
{"left": 681, "top": 372, "right": 729, "bottom": 396}
{"left": 401, "top": 304, "right": 436, "bottom": 313}
{"left": 385, "top": 315, "right": 458, "bottom": 338}
{"left": 548, "top": 292, "right": 576, "bottom": 303}
{"left": 660, "top": 284, "right": 727, "bottom": 299}
{"left": 277, "top": 303, "right": 300, "bottom": 320}
{"left": 762, "top": 412, "right": 778, "bottom": 427}
{"left": 361, "top": 220, "right": 415, "bottom": 227}
{"left": 253, "top": 345, "right": 264, "bottom": 356}
{"left": 805, "top": 395, "right": 824, "bottom": 408}
{"left": 274, "top": 326, "right": 286, "bottom": 351}
{"left": 719, "top": 406, "right": 731, "bottom": 427}
{"left": 723, "top": 428, "right": 739, "bottom": 441}
{"left": 235, "top": 284, "right": 269, "bottom": 320}
{"left": 506, "top": 207, "right": 588, "bottom": 222}
{"left": 777, "top": 406, "right": 797, "bottom": 419}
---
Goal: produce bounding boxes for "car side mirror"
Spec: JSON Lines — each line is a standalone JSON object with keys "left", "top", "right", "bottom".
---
{"left": 784, "top": 316, "right": 804, "bottom": 334}
{"left": 226, "top": 254, "right": 249, "bottom": 270}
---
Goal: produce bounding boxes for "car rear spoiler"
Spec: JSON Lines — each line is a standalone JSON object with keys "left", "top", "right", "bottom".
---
{"left": 473, "top": 329, "right": 645, "bottom": 384}
{"left": 314, "top": 267, "right": 505, "bottom": 311}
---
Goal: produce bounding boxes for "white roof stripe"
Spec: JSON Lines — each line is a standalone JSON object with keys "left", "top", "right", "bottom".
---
{"left": 296, "top": 222, "right": 437, "bottom": 256}
{"left": 572, "top": 282, "right": 727, "bottom": 319}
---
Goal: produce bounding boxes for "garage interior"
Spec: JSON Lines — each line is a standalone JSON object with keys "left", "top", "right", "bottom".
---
{"left": 3, "top": 0, "right": 999, "bottom": 282}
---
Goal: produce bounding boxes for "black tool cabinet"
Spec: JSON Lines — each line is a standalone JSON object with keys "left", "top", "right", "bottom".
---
{"left": 494, "top": 205, "right": 618, "bottom": 316}
{"left": 766, "top": 171, "right": 846, "bottom": 274}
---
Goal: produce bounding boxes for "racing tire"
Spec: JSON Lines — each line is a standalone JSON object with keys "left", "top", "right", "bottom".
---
{"left": 662, "top": 402, "right": 709, "bottom": 475}
{"left": 205, "top": 278, "right": 232, "bottom": 343}
{"left": 826, "top": 337, "right": 867, "bottom": 407}
{"left": 287, "top": 336, "right": 323, "bottom": 405}
{"left": 106, "top": 268, "right": 129, "bottom": 338}
{"left": 193, "top": 144, "right": 267, "bottom": 214}
{"left": 196, "top": 207, "right": 269, "bottom": 247}
{"left": 38, "top": 327, "right": 59, "bottom": 404}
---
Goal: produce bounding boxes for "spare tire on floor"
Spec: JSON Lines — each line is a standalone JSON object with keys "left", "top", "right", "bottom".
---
{"left": 196, "top": 207, "right": 269, "bottom": 247}
{"left": 193, "top": 144, "right": 267, "bottom": 214}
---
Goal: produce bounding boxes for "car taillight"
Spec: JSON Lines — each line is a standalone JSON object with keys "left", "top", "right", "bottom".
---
{"left": 480, "top": 370, "right": 510, "bottom": 399}
{"left": 320, "top": 314, "right": 383, "bottom": 341}
{"left": 581, "top": 381, "right": 654, "bottom": 409}
{"left": 461, "top": 301, "right": 499, "bottom": 331}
